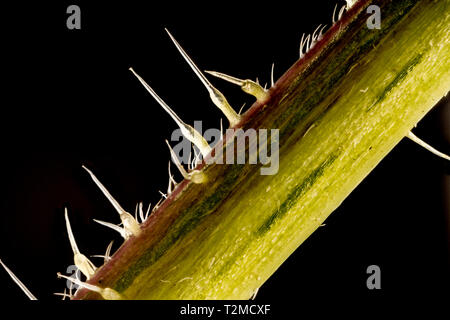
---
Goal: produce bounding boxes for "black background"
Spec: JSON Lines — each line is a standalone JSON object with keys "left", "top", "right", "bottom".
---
{"left": 0, "top": 0, "right": 448, "bottom": 310}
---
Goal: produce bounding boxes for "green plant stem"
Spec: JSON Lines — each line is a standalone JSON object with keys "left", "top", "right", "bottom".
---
{"left": 75, "top": 0, "right": 450, "bottom": 299}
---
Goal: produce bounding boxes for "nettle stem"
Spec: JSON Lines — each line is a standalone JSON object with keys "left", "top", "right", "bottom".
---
{"left": 75, "top": 0, "right": 449, "bottom": 299}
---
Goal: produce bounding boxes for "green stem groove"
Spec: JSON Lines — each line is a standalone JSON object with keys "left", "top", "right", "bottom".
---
{"left": 75, "top": 0, "right": 450, "bottom": 299}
